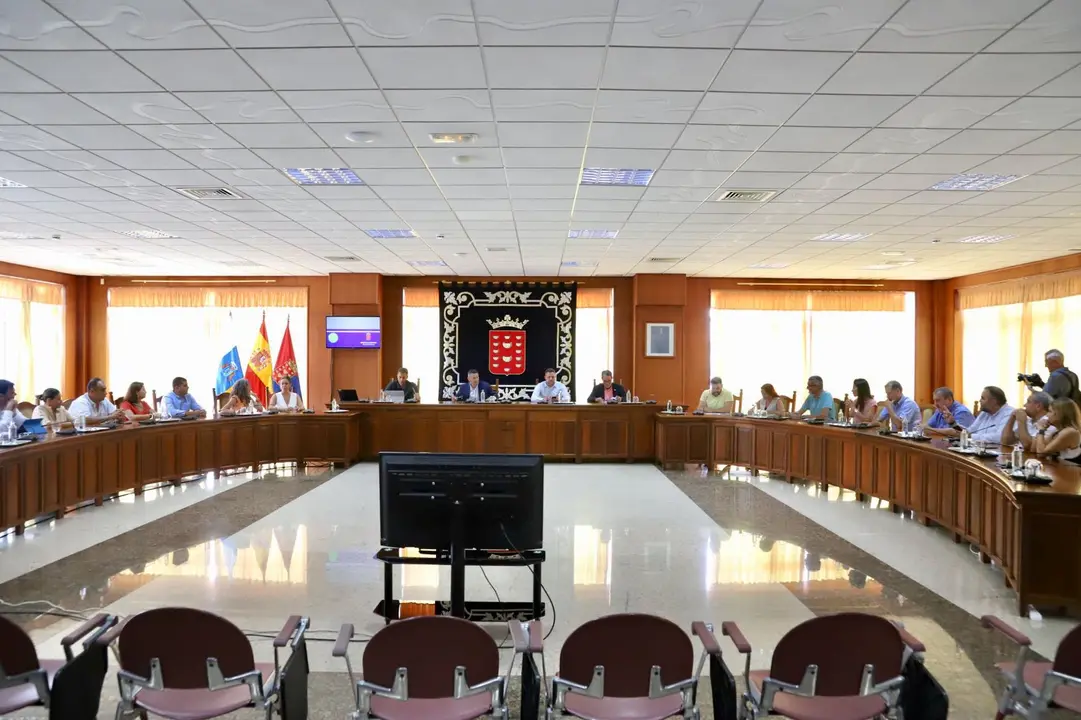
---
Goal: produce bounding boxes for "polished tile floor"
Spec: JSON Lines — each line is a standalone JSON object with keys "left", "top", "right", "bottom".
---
{"left": 2, "top": 461, "right": 1069, "bottom": 718}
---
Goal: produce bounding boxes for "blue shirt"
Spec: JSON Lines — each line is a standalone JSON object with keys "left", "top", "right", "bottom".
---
{"left": 800, "top": 391, "right": 835, "bottom": 420}
{"left": 878, "top": 395, "right": 922, "bottom": 431}
{"left": 163, "top": 392, "right": 203, "bottom": 418}
{"left": 925, "top": 401, "right": 975, "bottom": 430}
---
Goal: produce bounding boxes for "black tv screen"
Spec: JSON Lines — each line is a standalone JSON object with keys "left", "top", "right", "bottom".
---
{"left": 326, "top": 316, "right": 380, "bottom": 349}
{"left": 379, "top": 452, "right": 543, "bottom": 552}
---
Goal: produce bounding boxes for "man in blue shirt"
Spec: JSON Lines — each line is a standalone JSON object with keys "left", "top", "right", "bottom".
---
{"left": 795, "top": 375, "right": 834, "bottom": 420}
{"left": 923, "top": 386, "right": 975, "bottom": 437}
{"left": 877, "top": 380, "right": 922, "bottom": 431}
{"left": 163, "top": 376, "right": 207, "bottom": 419}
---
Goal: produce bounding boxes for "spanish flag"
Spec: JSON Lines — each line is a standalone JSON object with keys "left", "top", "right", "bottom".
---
{"left": 244, "top": 312, "right": 272, "bottom": 406}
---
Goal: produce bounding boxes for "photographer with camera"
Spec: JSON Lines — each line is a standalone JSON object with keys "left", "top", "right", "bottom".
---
{"left": 1018, "top": 349, "right": 1081, "bottom": 405}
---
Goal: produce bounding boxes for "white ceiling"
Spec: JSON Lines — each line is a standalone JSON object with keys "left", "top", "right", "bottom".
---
{"left": 1, "top": 0, "right": 1081, "bottom": 279}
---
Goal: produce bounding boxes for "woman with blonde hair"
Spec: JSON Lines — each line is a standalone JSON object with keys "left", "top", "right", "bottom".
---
{"left": 755, "top": 384, "right": 784, "bottom": 414}
{"left": 221, "top": 378, "right": 264, "bottom": 415}
{"left": 1034, "top": 397, "right": 1081, "bottom": 463}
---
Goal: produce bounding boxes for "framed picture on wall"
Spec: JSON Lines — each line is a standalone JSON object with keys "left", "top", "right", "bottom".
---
{"left": 645, "top": 323, "right": 674, "bottom": 357}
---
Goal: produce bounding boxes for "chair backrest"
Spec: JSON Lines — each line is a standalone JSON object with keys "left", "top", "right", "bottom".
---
{"left": 780, "top": 392, "right": 797, "bottom": 412}
{"left": 151, "top": 391, "right": 161, "bottom": 411}
{"left": 1053, "top": 623, "right": 1081, "bottom": 678}
{"left": 215, "top": 391, "right": 231, "bottom": 411}
{"left": 973, "top": 399, "right": 981, "bottom": 415}
{"left": 920, "top": 404, "right": 935, "bottom": 423}
{"left": 61, "top": 398, "right": 73, "bottom": 410}
{"left": 769, "top": 613, "right": 904, "bottom": 696}
{"left": 558, "top": 614, "right": 692, "bottom": 697}
{"left": 733, "top": 390, "right": 743, "bottom": 413}
{"left": 117, "top": 608, "right": 254, "bottom": 689}
{"left": 107, "top": 391, "right": 114, "bottom": 404}
{"left": 834, "top": 396, "right": 846, "bottom": 421}
{"left": 0, "top": 614, "right": 41, "bottom": 677}
{"left": 363, "top": 616, "right": 498, "bottom": 698}
{"left": 16, "top": 401, "right": 35, "bottom": 419}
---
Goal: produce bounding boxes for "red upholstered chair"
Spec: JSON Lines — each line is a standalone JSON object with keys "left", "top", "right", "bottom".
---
{"left": 724, "top": 612, "right": 921, "bottom": 720}
{"left": 102, "top": 607, "right": 309, "bottom": 720}
{"left": 546, "top": 614, "right": 728, "bottom": 720}
{"left": 333, "top": 615, "right": 526, "bottom": 720}
{"left": 983, "top": 615, "right": 1081, "bottom": 718}
{"left": 0, "top": 612, "right": 116, "bottom": 719}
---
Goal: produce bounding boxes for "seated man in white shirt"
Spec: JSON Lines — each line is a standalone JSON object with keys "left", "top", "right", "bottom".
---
{"left": 965, "top": 385, "right": 1014, "bottom": 444}
{"left": 0, "top": 378, "right": 27, "bottom": 432}
{"left": 531, "top": 368, "right": 570, "bottom": 404}
{"left": 1002, "top": 390, "right": 1051, "bottom": 451}
{"left": 68, "top": 377, "right": 125, "bottom": 426}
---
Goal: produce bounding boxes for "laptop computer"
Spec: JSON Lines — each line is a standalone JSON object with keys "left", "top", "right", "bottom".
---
{"left": 338, "top": 388, "right": 359, "bottom": 402}
{"left": 21, "top": 418, "right": 46, "bottom": 436}
{"left": 384, "top": 390, "right": 405, "bottom": 404}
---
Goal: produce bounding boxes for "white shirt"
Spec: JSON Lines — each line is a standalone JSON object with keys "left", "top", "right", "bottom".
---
{"left": 0, "top": 409, "right": 26, "bottom": 430}
{"left": 32, "top": 403, "right": 73, "bottom": 426}
{"left": 967, "top": 404, "right": 1014, "bottom": 443}
{"left": 271, "top": 392, "right": 301, "bottom": 410}
{"left": 68, "top": 394, "right": 116, "bottom": 420}
{"left": 1012, "top": 414, "right": 1044, "bottom": 438}
{"left": 531, "top": 381, "right": 570, "bottom": 403}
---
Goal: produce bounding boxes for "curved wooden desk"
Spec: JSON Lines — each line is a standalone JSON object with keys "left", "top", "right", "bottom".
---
{"left": 655, "top": 413, "right": 1081, "bottom": 618}
{"left": 0, "top": 413, "right": 361, "bottom": 535}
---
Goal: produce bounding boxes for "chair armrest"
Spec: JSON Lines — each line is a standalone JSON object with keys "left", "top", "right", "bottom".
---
{"left": 61, "top": 613, "right": 113, "bottom": 648}
{"left": 981, "top": 615, "right": 1032, "bottom": 647}
{"left": 895, "top": 624, "right": 925, "bottom": 653}
{"left": 97, "top": 615, "right": 131, "bottom": 646}
{"left": 721, "top": 621, "right": 751, "bottom": 654}
{"left": 508, "top": 620, "right": 543, "bottom": 653}
{"left": 691, "top": 621, "right": 721, "bottom": 655}
{"left": 333, "top": 623, "right": 355, "bottom": 658}
{"left": 274, "top": 615, "right": 304, "bottom": 648}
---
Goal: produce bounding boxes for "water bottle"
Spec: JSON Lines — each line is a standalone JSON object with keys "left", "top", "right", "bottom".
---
{"left": 1, "top": 416, "right": 15, "bottom": 443}
{"left": 666, "top": 400, "right": 673, "bottom": 412}
{"left": 1011, "top": 443, "right": 1024, "bottom": 470}
{"left": 331, "top": 398, "right": 339, "bottom": 412}
{"left": 480, "top": 390, "right": 485, "bottom": 403}
{"left": 959, "top": 428, "right": 970, "bottom": 449}
{"left": 76, "top": 414, "right": 86, "bottom": 431}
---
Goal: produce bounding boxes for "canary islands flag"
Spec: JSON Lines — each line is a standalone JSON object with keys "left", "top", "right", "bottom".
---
{"left": 244, "top": 313, "right": 273, "bottom": 406}
{"left": 272, "top": 317, "right": 302, "bottom": 399}
{"left": 215, "top": 346, "right": 243, "bottom": 395}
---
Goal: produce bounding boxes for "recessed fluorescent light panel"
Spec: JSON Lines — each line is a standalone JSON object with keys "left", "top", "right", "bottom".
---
{"left": 568, "top": 229, "right": 619, "bottom": 239}
{"left": 748, "top": 263, "right": 790, "bottom": 269}
{"left": 957, "top": 234, "right": 1014, "bottom": 244}
{"left": 120, "top": 229, "right": 179, "bottom": 240}
{"left": 864, "top": 263, "right": 914, "bottom": 270}
{"left": 0, "top": 176, "right": 27, "bottom": 188}
{"left": 881, "top": 250, "right": 906, "bottom": 256}
{"left": 813, "top": 232, "right": 871, "bottom": 242}
{"left": 930, "top": 174, "right": 1021, "bottom": 191}
{"left": 409, "top": 260, "right": 447, "bottom": 267}
{"left": 0, "top": 231, "right": 39, "bottom": 240}
{"left": 580, "top": 168, "right": 655, "bottom": 186}
{"left": 430, "top": 133, "right": 478, "bottom": 144}
{"left": 365, "top": 229, "right": 416, "bottom": 239}
{"left": 561, "top": 260, "right": 597, "bottom": 267}
{"left": 282, "top": 168, "right": 363, "bottom": 185}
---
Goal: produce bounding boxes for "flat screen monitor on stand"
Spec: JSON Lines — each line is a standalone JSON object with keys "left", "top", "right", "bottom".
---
{"left": 377, "top": 452, "right": 545, "bottom": 622}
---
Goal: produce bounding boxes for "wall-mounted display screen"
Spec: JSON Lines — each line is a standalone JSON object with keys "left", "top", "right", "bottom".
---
{"left": 326, "top": 316, "right": 381, "bottom": 349}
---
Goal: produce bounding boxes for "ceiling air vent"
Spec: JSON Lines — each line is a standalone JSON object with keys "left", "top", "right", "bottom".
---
{"left": 714, "top": 189, "right": 777, "bottom": 203}
{"left": 648, "top": 257, "right": 682, "bottom": 263}
{"left": 325, "top": 256, "right": 362, "bottom": 262}
{"left": 174, "top": 187, "right": 246, "bottom": 200}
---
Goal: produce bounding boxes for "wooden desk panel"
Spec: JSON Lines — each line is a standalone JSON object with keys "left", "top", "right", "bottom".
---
{"left": 655, "top": 414, "right": 1081, "bottom": 618}
{"left": 0, "top": 413, "right": 361, "bottom": 535}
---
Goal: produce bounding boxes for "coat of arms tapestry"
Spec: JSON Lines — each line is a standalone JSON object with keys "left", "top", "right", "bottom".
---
{"left": 439, "top": 282, "right": 577, "bottom": 401}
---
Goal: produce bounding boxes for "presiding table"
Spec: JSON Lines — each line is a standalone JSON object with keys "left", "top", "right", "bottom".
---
{"left": 654, "top": 413, "right": 1081, "bottom": 618}
{"left": 0, "top": 413, "right": 360, "bottom": 535}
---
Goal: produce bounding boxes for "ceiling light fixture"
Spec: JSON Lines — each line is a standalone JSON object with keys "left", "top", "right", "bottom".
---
{"left": 568, "top": 229, "right": 618, "bottom": 239}
{"left": 409, "top": 260, "right": 447, "bottom": 267}
{"left": 365, "top": 229, "right": 416, "bottom": 239}
{"left": 748, "top": 263, "right": 790, "bottom": 269}
{"left": 282, "top": 168, "right": 364, "bottom": 185}
{"left": 0, "top": 176, "right": 28, "bottom": 188}
{"left": 813, "top": 232, "right": 871, "bottom": 242}
{"left": 881, "top": 250, "right": 906, "bottom": 256}
{"left": 430, "top": 133, "right": 478, "bottom": 144}
{"left": 561, "top": 260, "right": 597, "bottom": 267}
{"left": 930, "top": 174, "right": 1021, "bottom": 191}
{"left": 0, "top": 231, "right": 40, "bottom": 240}
{"left": 344, "top": 131, "right": 377, "bottom": 144}
{"left": 120, "top": 229, "right": 179, "bottom": 240}
{"left": 580, "top": 168, "right": 655, "bottom": 186}
{"left": 486, "top": 247, "right": 509, "bottom": 252}
{"left": 957, "top": 234, "right": 1014, "bottom": 244}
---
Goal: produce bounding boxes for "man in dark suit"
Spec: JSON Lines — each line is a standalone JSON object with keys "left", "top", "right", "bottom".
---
{"left": 587, "top": 370, "right": 627, "bottom": 404}
{"left": 384, "top": 367, "right": 419, "bottom": 402}
{"left": 455, "top": 369, "right": 494, "bottom": 402}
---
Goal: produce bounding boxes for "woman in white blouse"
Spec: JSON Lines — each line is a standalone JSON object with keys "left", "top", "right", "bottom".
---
{"left": 32, "top": 387, "right": 74, "bottom": 429}
{"left": 270, "top": 377, "right": 302, "bottom": 412}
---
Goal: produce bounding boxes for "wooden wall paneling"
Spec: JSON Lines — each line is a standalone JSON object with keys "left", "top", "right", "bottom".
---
{"left": 486, "top": 409, "right": 527, "bottom": 455}
{"left": 633, "top": 275, "right": 688, "bottom": 406}
{"left": 306, "top": 276, "right": 332, "bottom": 407}
{"left": 329, "top": 273, "right": 382, "bottom": 399}
{"left": 684, "top": 278, "right": 711, "bottom": 399}
{"left": 712, "top": 422, "right": 736, "bottom": 465}
{"left": 527, "top": 410, "right": 579, "bottom": 458}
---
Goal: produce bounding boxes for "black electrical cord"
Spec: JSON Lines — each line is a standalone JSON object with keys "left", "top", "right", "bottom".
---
{"left": 500, "top": 523, "right": 556, "bottom": 641}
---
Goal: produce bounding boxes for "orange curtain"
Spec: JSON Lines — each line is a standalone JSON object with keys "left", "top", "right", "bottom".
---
{"left": 711, "top": 290, "right": 906, "bottom": 312}
{"left": 0, "top": 275, "right": 64, "bottom": 305}
{"left": 577, "top": 287, "right": 614, "bottom": 309}
{"left": 959, "top": 268, "right": 1081, "bottom": 310}
{"left": 108, "top": 286, "right": 307, "bottom": 308}
{"left": 403, "top": 287, "right": 438, "bottom": 307}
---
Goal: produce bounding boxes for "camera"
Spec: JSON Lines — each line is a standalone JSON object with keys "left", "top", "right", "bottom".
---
{"left": 1017, "top": 372, "right": 1043, "bottom": 386}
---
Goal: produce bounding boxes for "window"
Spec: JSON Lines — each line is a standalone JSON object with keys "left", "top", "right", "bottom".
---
{"left": 0, "top": 276, "right": 65, "bottom": 398}
{"left": 709, "top": 291, "right": 915, "bottom": 407}
{"left": 107, "top": 287, "right": 307, "bottom": 406}
{"left": 402, "top": 286, "right": 614, "bottom": 403}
